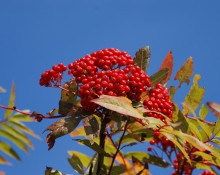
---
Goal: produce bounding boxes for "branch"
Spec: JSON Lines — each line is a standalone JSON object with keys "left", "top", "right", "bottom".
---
{"left": 96, "top": 113, "right": 110, "bottom": 175}
{"left": 0, "top": 104, "right": 66, "bottom": 122}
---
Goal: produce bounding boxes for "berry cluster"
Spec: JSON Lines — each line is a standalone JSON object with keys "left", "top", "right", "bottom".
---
{"left": 68, "top": 48, "right": 134, "bottom": 80}
{"left": 143, "top": 83, "right": 173, "bottom": 123}
{"left": 39, "top": 63, "right": 67, "bottom": 87}
{"left": 147, "top": 130, "right": 174, "bottom": 152}
{"left": 68, "top": 48, "right": 151, "bottom": 110}
{"left": 171, "top": 152, "right": 192, "bottom": 175}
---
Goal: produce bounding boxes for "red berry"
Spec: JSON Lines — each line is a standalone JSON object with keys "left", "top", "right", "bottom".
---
{"left": 147, "top": 146, "right": 152, "bottom": 151}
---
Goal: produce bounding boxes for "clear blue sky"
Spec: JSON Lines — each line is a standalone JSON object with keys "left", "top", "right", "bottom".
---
{"left": 1, "top": 1, "right": 220, "bottom": 175}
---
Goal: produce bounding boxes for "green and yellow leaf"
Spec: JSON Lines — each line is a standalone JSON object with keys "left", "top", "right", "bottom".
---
{"left": 183, "top": 74, "right": 205, "bottom": 114}
{"left": 174, "top": 57, "right": 193, "bottom": 87}
{"left": 133, "top": 46, "right": 151, "bottom": 73}
{"left": 4, "top": 83, "right": 15, "bottom": 118}
{"left": 0, "top": 141, "right": 20, "bottom": 160}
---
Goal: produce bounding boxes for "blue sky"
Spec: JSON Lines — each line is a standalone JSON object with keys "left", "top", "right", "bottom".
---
{"left": 0, "top": 1, "right": 220, "bottom": 175}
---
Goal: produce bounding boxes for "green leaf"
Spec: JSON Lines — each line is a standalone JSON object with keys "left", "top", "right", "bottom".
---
{"left": 211, "top": 139, "right": 220, "bottom": 146}
{"left": 8, "top": 120, "right": 40, "bottom": 139}
{"left": 59, "top": 79, "right": 78, "bottom": 116}
{"left": 150, "top": 68, "right": 169, "bottom": 87}
{"left": 165, "top": 128, "right": 217, "bottom": 156}
{"left": 0, "top": 141, "right": 20, "bottom": 160}
{"left": 74, "top": 139, "right": 111, "bottom": 157}
{"left": 0, "top": 155, "right": 10, "bottom": 165}
{"left": 68, "top": 154, "right": 84, "bottom": 174}
{"left": 110, "top": 166, "right": 126, "bottom": 175}
{"left": 159, "top": 50, "right": 173, "bottom": 84}
{"left": 214, "top": 118, "right": 220, "bottom": 137}
{"left": 92, "top": 95, "right": 147, "bottom": 124}
{"left": 169, "top": 86, "right": 176, "bottom": 101}
{"left": 160, "top": 129, "right": 191, "bottom": 164}
{"left": 172, "top": 103, "right": 189, "bottom": 132}
{"left": 195, "top": 162, "right": 218, "bottom": 174}
{"left": 9, "top": 112, "right": 33, "bottom": 122}
{"left": 45, "top": 117, "right": 81, "bottom": 150}
{"left": 125, "top": 151, "right": 169, "bottom": 168}
{"left": 196, "top": 120, "right": 214, "bottom": 140}
{"left": 0, "top": 123, "right": 33, "bottom": 149}
{"left": 83, "top": 115, "right": 100, "bottom": 144}
{"left": 0, "top": 86, "right": 6, "bottom": 93}
{"left": 199, "top": 104, "right": 209, "bottom": 120}
{"left": 68, "top": 151, "right": 91, "bottom": 168}
{"left": 45, "top": 167, "right": 66, "bottom": 175}
{"left": 186, "top": 119, "right": 203, "bottom": 140}
{"left": 0, "top": 129, "right": 28, "bottom": 152}
{"left": 133, "top": 46, "right": 151, "bottom": 72}
{"left": 104, "top": 138, "right": 117, "bottom": 155}
{"left": 174, "top": 57, "right": 193, "bottom": 88}
{"left": 84, "top": 153, "right": 99, "bottom": 175}
{"left": 4, "top": 83, "right": 15, "bottom": 118}
{"left": 183, "top": 74, "right": 205, "bottom": 114}
{"left": 192, "top": 151, "right": 216, "bottom": 162}
{"left": 60, "top": 79, "right": 78, "bottom": 103}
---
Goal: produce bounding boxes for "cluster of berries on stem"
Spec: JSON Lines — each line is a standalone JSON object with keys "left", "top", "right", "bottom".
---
{"left": 39, "top": 63, "right": 67, "bottom": 87}
{"left": 143, "top": 83, "right": 173, "bottom": 123}
{"left": 67, "top": 48, "right": 151, "bottom": 110}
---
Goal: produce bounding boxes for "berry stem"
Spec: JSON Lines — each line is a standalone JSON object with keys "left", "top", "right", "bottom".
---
{"left": 58, "top": 85, "right": 76, "bottom": 95}
{"left": 107, "top": 120, "right": 130, "bottom": 175}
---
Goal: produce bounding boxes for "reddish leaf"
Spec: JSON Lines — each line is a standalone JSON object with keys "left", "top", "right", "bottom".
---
{"left": 207, "top": 102, "right": 220, "bottom": 118}
{"left": 159, "top": 50, "right": 173, "bottom": 84}
{"left": 45, "top": 117, "right": 81, "bottom": 150}
{"left": 0, "top": 171, "right": 5, "bottom": 175}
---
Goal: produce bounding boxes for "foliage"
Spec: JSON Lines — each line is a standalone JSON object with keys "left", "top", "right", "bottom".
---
{"left": 1, "top": 46, "right": 220, "bottom": 175}
{"left": 0, "top": 84, "right": 39, "bottom": 174}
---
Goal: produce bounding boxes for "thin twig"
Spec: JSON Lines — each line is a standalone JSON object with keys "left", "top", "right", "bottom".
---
{"left": 0, "top": 104, "right": 66, "bottom": 122}
{"left": 108, "top": 120, "right": 129, "bottom": 175}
